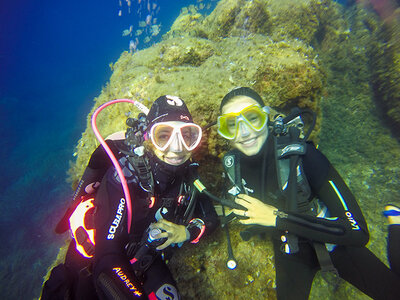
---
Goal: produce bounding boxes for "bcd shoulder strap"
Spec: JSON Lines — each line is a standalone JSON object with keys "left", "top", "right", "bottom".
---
{"left": 274, "top": 133, "right": 312, "bottom": 213}
{"left": 222, "top": 149, "right": 243, "bottom": 196}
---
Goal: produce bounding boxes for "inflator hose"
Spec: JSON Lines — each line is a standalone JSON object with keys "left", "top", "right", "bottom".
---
{"left": 193, "top": 179, "right": 246, "bottom": 210}
{"left": 91, "top": 99, "right": 149, "bottom": 234}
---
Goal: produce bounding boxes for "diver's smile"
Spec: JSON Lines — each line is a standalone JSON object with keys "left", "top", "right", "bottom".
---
{"left": 164, "top": 155, "right": 187, "bottom": 165}
{"left": 237, "top": 134, "right": 260, "bottom": 147}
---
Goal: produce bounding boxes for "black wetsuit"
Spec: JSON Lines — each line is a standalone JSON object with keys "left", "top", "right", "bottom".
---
{"left": 228, "top": 136, "right": 400, "bottom": 300}
{"left": 92, "top": 145, "right": 219, "bottom": 299}
{"left": 43, "top": 140, "right": 218, "bottom": 300}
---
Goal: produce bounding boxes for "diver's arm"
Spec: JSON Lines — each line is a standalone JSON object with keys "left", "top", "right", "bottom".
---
{"left": 156, "top": 193, "right": 219, "bottom": 246}
{"left": 275, "top": 145, "right": 369, "bottom": 247}
{"left": 195, "top": 193, "right": 220, "bottom": 234}
{"left": 55, "top": 140, "right": 120, "bottom": 234}
{"left": 93, "top": 173, "right": 145, "bottom": 299}
{"left": 188, "top": 193, "right": 220, "bottom": 243}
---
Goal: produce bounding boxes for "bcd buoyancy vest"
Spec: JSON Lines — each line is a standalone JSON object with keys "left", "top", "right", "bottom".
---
{"left": 222, "top": 130, "right": 338, "bottom": 275}
{"left": 223, "top": 138, "right": 314, "bottom": 215}
{"left": 222, "top": 132, "right": 320, "bottom": 253}
{"left": 67, "top": 145, "right": 201, "bottom": 259}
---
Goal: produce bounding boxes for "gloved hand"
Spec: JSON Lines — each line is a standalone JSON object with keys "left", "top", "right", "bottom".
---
{"left": 150, "top": 219, "right": 189, "bottom": 250}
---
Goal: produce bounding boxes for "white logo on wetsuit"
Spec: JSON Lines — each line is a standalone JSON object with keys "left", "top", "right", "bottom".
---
{"left": 155, "top": 284, "right": 179, "bottom": 300}
{"left": 280, "top": 144, "right": 302, "bottom": 156}
{"left": 107, "top": 198, "right": 126, "bottom": 240}
{"left": 166, "top": 95, "right": 183, "bottom": 106}
{"left": 345, "top": 211, "right": 360, "bottom": 230}
{"left": 224, "top": 155, "right": 234, "bottom": 168}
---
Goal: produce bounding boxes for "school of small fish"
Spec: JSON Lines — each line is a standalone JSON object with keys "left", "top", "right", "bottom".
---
{"left": 118, "top": 0, "right": 216, "bottom": 53}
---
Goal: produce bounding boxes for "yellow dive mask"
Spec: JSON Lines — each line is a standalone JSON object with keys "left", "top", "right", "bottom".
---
{"left": 217, "top": 104, "right": 269, "bottom": 140}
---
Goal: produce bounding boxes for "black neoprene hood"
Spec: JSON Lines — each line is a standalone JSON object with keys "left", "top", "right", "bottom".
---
{"left": 220, "top": 87, "right": 265, "bottom": 112}
{"left": 146, "top": 95, "right": 193, "bottom": 129}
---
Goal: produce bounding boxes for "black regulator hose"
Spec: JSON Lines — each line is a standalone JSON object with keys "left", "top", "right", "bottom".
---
{"left": 282, "top": 108, "right": 316, "bottom": 141}
{"left": 202, "top": 120, "right": 217, "bottom": 131}
{"left": 193, "top": 179, "right": 246, "bottom": 210}
{"left": 222, "top": 205, "right": 238, "bottom": 270}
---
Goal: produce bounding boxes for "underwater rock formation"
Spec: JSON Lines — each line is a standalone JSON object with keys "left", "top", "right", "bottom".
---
{"left": 69, "top": 0, "right": 335, "bottom": 185}
{"left": 370, "top": 14, "right": 400, "bottom": 136}
{"left": 55, "top": 1, "right": 400, "bottom": 299}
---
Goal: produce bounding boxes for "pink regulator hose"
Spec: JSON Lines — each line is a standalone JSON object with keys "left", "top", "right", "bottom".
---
{"left": 91, "top": 99, "right": 149, "bottom": 234}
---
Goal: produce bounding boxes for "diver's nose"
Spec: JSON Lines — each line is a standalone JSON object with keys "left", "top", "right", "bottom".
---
{"left": 169, "top": 133, "right": 183, "bottom": 152}
{"left": 238, "top": 121, "right": 250, "bottom": 137}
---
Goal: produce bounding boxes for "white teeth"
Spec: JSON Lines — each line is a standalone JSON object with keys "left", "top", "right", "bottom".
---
{"left": 242, "top": 138, "right": 256, "bottom": 145}
{"left": 166, "top": 157, "right": 183, "bottom": 164}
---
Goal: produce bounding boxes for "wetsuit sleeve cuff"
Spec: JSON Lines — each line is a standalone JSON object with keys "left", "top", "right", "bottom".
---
{"left": 185, "top": 228, "right": 190, "bottom": 241}
{"left": 274, "top": 210, "right": 289, "bottom": 230}
{"left": 186, "top": 218, "right": 206, "bottom": 244}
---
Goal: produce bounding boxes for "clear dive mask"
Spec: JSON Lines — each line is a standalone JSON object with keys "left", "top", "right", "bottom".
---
{"left": 149, "top": 121, "right": 202, "bottom": 152}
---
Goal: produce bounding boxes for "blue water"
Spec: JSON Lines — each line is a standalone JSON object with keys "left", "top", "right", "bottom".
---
{"left": 0, "top": 0, "right": 213, "bottom": 298}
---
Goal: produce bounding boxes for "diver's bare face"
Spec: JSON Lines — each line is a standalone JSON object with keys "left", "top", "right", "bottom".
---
{"left": 221, "top": 96, "right": 268, "bottom": 156}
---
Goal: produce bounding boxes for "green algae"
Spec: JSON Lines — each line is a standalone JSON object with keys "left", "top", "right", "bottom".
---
{"left": 45, "top": 1, "right": 400, "bottom": 299}
{"left": 370, "top": 13, "right": 400, "bottom": 136}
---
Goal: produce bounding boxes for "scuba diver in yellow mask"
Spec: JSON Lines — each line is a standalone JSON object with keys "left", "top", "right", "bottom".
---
{"left": 217, "top": 87, "right": 400, "bottom": 300}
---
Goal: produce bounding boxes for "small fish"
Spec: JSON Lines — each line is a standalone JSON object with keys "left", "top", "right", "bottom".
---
{"left": 129, "top": 39, "right": 138, "bottom": 53}
{"left": 151, "top": 24, "right": 160, "bottom": 36}
{"left": 146, "top": 14, "right": 152, "bottom": 25}
{"left": 122, "top": 25, "right": 133, "bottom": 36}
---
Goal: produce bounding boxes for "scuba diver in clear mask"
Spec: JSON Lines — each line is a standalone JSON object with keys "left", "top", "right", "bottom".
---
{"left": 41, "top": 95, "right": 219, "bottom": 299}
{"left": 217, "top": 87, "right": 400, "bottom": 300}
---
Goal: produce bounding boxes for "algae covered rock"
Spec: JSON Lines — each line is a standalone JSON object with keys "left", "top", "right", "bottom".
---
{"left": 371, "top": 15, "right": 400, "bottom": 135}
{"left": 202, "top": 0, "right": 244, "bottom": 39}
{"left": 268, "top": 0, "right": 344, "bottom": 44}
{"left": 164, "top": 9, "right": 207, "bottom": 39}
{"left": 169, "top": 225, "right": 277, "bottom": 299}
{"left": 202, "top": 0, "right": 271, "bottom": 39}
{"left": 160, "top": 37, "right": 215, "bottom": 67}
{"left": 68, "top": 28, "right": 325, "bottom": 185}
